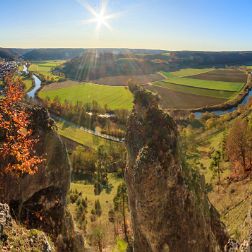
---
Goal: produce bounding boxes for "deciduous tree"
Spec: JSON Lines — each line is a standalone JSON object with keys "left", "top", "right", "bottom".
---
{"left": 226, "top": 119, "right": 252, "bottom": 174}
{"left": 0, "top": 77, "right": 43, "bottom": 175}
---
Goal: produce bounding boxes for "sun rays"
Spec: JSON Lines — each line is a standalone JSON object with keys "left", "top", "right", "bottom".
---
{"left": 78, "top": 0, "right": 119, "bottom": 33}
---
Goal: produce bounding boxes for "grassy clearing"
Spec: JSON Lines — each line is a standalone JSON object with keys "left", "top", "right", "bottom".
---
{"left": 70, "top": 174, "right": 123, "bottom": 223}
{"left": 159, "top": 75, "right": 244, "bottom": 92}
{"left": 154, "top": 81, "right": 236, "bottom": 99}
{"left": 70, "top": 174, "right": 125, "bottom": 248}
{"left": 197, "top": 131, "right": 226, "bottom": 183}
{"left": 29, "top": 60, "right": 65, "bottom": 81}
{"left": 39, "top": 83, "right": 133, "bottom": 110}
{"left": 56, "top": 121, "right": 117, "bottom": 149}
{"left": 163, "top": 68, "right": 213, "bottom": 78}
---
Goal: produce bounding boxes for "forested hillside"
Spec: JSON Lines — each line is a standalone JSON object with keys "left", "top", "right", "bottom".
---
{"left": 0, "top": 48, "right": 18, "bottom": 60}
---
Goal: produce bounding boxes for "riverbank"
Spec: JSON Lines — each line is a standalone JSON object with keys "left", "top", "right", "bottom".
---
{"left": 192, "top": 74, "right": 252, "bottom": 113}
{"left": 52, "top": 114, "right": 124, "bottom": 143}
{"left": 170, "top": 73, "right": 252, "bottom": 117}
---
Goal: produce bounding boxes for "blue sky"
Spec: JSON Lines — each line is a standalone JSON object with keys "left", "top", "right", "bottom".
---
{"left": 1, "top": 0, "right": 252, "bottom": 50}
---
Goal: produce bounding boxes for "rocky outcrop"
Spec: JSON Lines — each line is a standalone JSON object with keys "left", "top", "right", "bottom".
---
{"left": 0, "top": 105, "right": 84, "bottom": 251}
{"left": 0, "top": 203, "right": 12, "bottom": 237}
{"left": 125, "top": 86, "right": 228, "bottom": 252}
{"left": 0, "top": 202, "right": 55, "bottom": 251}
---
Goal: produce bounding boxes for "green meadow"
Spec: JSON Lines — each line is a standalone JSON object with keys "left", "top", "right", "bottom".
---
{"left": 163, "top": 68, "right": 213, "bottom": 78}
{"left": 160, "top": 75, "right": 244, "bottom": 92}
{"left": 39, "top": 83, "right": 134, "bottom": 110}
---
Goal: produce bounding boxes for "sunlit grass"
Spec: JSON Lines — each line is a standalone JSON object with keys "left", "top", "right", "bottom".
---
{"left": 39, "top": 82, "right": 133, "bottom": 110}
{"left": 164, "top": 68, "right": 213, "bottom": 78}
{"left": 56, "top": 121, "right": 114, "bottom": 149}
{"left": 159, "top": 75, "right": 244, "bottom": 92}
{"left": 70, "top": 174, "right": 125, "bottom": 247}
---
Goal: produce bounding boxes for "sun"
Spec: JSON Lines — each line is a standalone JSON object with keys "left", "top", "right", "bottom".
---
{"left": 78, "top": 0, "right": 119, "bottom": 32}
{"left": 96, "top": 13, "right": 105, "bottom": 26}
{"left": 93, "top": 11, "right": 109, "bottom": 31}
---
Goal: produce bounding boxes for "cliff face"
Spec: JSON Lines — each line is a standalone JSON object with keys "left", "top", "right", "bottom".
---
{"left": 125, "top": 87, "right": 228, "bottom": 252}
{"left": 0, "top": 105, "right": 83, "bottom": 252}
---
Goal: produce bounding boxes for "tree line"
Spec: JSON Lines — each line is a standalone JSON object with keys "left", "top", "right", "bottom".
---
{"left": 42, "top": 96, "right": 129, "bottom": 138}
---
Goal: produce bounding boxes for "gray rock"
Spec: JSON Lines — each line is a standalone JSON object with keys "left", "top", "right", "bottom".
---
{"left": 0, "top": 203, "right": 11, "bottom": 227}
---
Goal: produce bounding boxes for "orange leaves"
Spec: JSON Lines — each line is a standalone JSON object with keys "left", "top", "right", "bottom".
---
{"left": 0, "top": 76, "right": 43, "bottom": 176}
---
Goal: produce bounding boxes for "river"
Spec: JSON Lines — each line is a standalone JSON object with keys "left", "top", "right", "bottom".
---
{"left": 23, "top": 64, "right": 42, "bottom": 99}
{"left": 27, "top": 75, "right": 42, "bottom": 98}
{"left": 195, "top": 89, "right": 252, "bottom": 118}
{"left": 24, "top": 66, "right": 123, "bottom": 142}
{"left": 23, "top": 64, "right": 29, "bottom": 75}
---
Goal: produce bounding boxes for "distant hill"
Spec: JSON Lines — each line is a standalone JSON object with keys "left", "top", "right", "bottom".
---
{"left": 22, "top": 48, "right": 85, "bottom": 60}
{"left": 60, "top": 50, "right": 252, "bottom": 81}
{"left": 61, "top": 51, "right": 171, "bottom": 81}
{"left": 169, "top": 51, "right": 252, "bottom": 67}
{"left": 0, "top": 48, "right": 18, "bottom": 60}
{"left": 21, "top": 48, "right": 167, "bottom": 61}
{"left": 11, "top": 48, "right": 33, "bottom": 56}
{"left": 84, "top": 48, "right": 167, "bottom": 55}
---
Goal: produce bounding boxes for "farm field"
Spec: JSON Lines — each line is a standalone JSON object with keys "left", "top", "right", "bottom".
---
{"left": 93, "top": 73, "right": 164, "bottom": 86}
{"left": 154, "top": 81, "right": 236, "bottom": 99}
{"left": 145, "top": 85, "right": 226, "bottom": 109}
{"left": 162, "top": 68, "right": 213, "bottom": 78}
{"left": 39, "top": 82, "right": 133, "bottom": 110}
{"left": 56, "top": 121, "right": 116, "bottom": 149}
{"left": 151, "top": 68, "right": 247, "bottom": 109}
{"left": 159, "top": 75, "right": 244, "bottom": 91}
{"left": 190, "top": 69, "right": 248, "bottom": 83}
{"left": 29, "top": 60, "right": 65, "bottom": 81}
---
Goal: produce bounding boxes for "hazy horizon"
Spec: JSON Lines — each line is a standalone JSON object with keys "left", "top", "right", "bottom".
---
{"left": 6, "top": 47, "right": 252, "bottom": 53}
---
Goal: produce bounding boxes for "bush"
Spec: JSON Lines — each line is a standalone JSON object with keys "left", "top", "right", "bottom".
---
{"left": 68, "top": 189, "right": 80, "bottom": 204}
{"left": 94, "top": 200, "right": 102, "bottom": 217}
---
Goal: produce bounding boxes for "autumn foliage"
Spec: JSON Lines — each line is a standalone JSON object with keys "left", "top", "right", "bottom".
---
{"left": 226, "top": 119, "right": 252, "bottom": 175}
{"left": 0, "top": 76, "right": 43, "bottom": 175}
